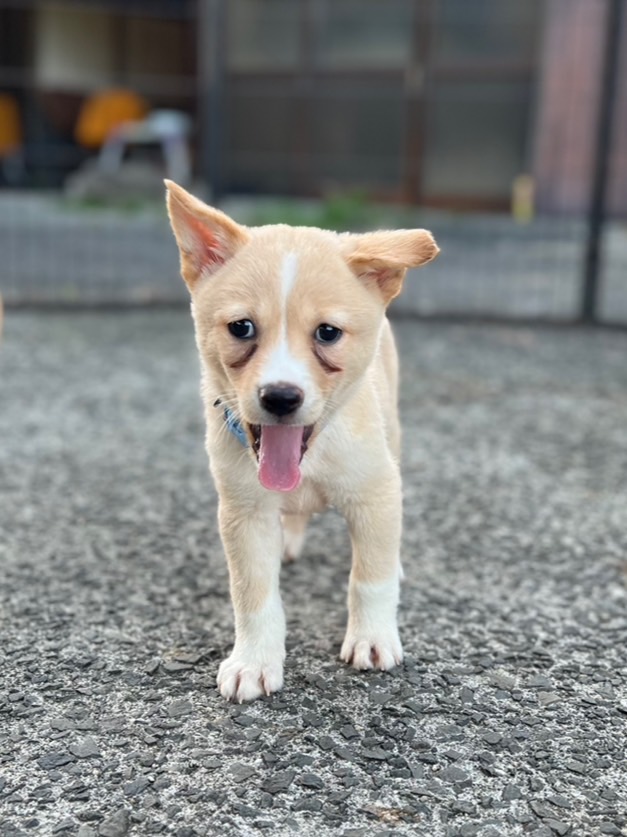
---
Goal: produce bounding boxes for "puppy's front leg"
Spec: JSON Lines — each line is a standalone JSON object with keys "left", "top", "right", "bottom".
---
{"left": 340, "top": 469, "right": 404, "bottom": 671}
{"left": 217, "top": 502, "right": 285, "bottom": 702}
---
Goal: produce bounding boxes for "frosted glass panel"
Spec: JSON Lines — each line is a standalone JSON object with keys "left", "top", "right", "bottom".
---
{"left": 225, "top": 86, "right": 297, "bottom": 192}
{"left": 435, "top": 0, "right": 542, "bottom": 62}
{"left": 311, "top": 86, "right": 404, "bottom": 185}
{"left": 424, "top": 82, "right": 532, "bottom": 199}
{"left": 228, "top": 0, "right": 300, "bottom": 70}
{"left": 313, "top": 0, "right": 413, "bottom": 69}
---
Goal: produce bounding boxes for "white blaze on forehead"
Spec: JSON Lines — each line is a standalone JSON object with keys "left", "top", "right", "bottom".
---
{"left": 281, "top": 251, "right": 299, "bottom": 314}
{"left": 259, "top": 251, "right": 310, "bottom": 389}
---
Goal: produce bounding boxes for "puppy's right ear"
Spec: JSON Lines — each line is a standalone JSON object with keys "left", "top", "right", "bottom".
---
{"left": 165, "top": 180, "right": 250, "bottom": 291}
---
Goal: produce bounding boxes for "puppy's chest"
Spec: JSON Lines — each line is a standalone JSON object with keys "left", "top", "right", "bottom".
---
{"left": 278, "top": 478, "right": 329, "bottom": 515}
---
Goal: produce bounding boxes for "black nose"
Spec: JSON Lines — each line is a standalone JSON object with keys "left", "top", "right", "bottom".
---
{"left": 259, "top": 384, "right": 304, "bottom": 417}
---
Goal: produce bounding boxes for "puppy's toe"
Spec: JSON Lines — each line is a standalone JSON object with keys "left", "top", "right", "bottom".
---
{"left": 233, "top": 669, "right": 266, "bottom": 703}
{"left": 340, "top": 632, "right": 403, "bottom": 672}
{"left": 372, "top": 641, "right": 403, "bottom": 671}
{"left": 217, "top": 655, "right": 284, "bottom": 703}
{"left": 345, "top": 640, "right": 375, "bottom": 670}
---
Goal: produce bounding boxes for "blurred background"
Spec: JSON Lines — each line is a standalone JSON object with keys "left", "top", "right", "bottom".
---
{"left": 0, "top": 0, "right": 626, "bottom": 322}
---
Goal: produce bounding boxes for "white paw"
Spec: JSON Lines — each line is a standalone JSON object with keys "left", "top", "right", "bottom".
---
{"left": 217, "top": 652, "right": 284, "bottom": 702}
{"left": 340, "top": 629, "right": 403, "bottom": 671}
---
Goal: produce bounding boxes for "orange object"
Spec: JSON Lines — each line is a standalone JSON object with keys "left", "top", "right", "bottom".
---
{"left": 75, "top": 89, "right": 149, "bottom": 149}
{"left": 0, "top": 93, "right": 22, "bottom": 156}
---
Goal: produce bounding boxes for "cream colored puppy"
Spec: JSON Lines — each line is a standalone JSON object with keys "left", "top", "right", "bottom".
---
{"left": 165, "top": 182, "right": 439, "bottom": 702}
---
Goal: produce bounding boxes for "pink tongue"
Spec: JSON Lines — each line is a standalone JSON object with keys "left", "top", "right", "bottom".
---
{"left": 258, "top": 425, "right": 305, "bottom": 492}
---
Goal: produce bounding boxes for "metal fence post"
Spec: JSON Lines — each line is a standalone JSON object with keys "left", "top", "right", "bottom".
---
{"left": 581, "top": 0, "right": 624, "bottom": 322}
{"left": 197, "top": 0, "right": 226, "bottom": 203}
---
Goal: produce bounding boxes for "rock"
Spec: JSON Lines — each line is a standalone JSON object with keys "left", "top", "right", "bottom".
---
{"left": 166, "top": 700, "right": 192, "bottom": 717}
{"left": 490, "top": 672, "right": 516, "bottom": 690}
{"left": 98, "top": 808, "right": 130, "bottom": 837}
{"left": 502, "top": 783, "right": 523, "bottom": 800}
{"left": 545, "top": 819, "right": 571, "bottom": 836}
{"left": 292, "top": 797, "right": 322, "bottom": 812}
{"left": 290, "top": 753, "right": 315, "bottom": 767}
{"left": 439, "top": 766, "right": 472, "bottom": 787}
{"left": 339, "top": 724, "right": 359, "bottom": 740}
{"left": 369, "top": 691, "right": 394, "bottom": 705}
{"left": 599, "top": 825, "right": 622, "bottom": 835}
{"left": 548, "top": 795, "right": 571, "bottom": 810}
{"left": 69, "top": 737, "right": 101, "bottom": 759}
{"left": 173, "top": 652, "right": 203, "bottom": 665}
{"left": 299, "top": 773, "right": 324, "bottom": 789}
{"left": 262, "top": 770, "right": 295, "bottom": 794}
{"left": 229, "top": 763, "right": 256, "bottom": 783}
{"left": 232, "top": 803, "right": 257, "bottom": 818}
{"left": 38, "top": 752, "right": 76, "bottom": 770}
{"left": 50, "top": 718, "right": 76, "bottom": 732}
{"left": 123, "top": 776, "right": 151, "bottom": 796}
{"left": 162, "top": 661, "right": 192, "bottom": 673}
{"left": 538, "top": 692, "right": 561, "bottom": 707}
{"left": 233, "top": 713, "right": 257, "bottom": 727}
{"left": 527, "top": 675, "right": 553, "bottom": 689}
{"left": 52, "top": 820, "right": 75, "bottom": 833}
{"left": 361, "top": 748, "right": 388, "bottom": 760}
{"left": 530, "top": 801, "right": 554, "bottom": 819}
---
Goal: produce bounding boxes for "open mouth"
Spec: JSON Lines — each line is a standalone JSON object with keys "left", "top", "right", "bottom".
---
{"left": 248, "top": 423, "right": 314, "bottom": 493}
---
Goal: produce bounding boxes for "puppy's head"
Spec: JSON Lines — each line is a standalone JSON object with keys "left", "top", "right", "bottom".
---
{"left": 166, "top": 181, "right": 439, "bottom": 493}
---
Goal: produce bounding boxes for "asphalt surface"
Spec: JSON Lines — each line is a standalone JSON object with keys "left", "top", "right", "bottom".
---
{"left": 1, "top": 312, "right": 626, "bottom": 837}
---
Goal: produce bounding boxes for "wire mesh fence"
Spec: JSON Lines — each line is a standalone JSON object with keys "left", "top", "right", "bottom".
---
{"left": 0, "top": 0, "right": 625, "bottom": 322}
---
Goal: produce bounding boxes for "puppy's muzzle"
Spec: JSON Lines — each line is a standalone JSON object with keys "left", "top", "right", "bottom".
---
{"left": 259, "top": 383, "right": 304, "bottom": 417}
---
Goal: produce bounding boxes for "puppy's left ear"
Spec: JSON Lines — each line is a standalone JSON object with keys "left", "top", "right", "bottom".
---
{"left": 343, "top": 229, "right": 439, "bottom": 304}
{"left": 165, "top": 180, "right": 250, "bottom": 291}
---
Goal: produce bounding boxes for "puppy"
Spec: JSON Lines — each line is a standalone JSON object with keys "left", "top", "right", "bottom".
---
{"left": 165, "top": 182, "right": 439, "bottom": 702}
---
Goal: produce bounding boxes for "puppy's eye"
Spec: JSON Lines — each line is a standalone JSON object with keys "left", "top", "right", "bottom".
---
{"left": 228, "top": 319, "right": 256, "bottom": 340}
{"left": 315, "top": 324, "right": 342, "bottom": 344}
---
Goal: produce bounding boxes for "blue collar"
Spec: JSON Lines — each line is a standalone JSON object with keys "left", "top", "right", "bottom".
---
{"left": 214, "top": 399, "right": 248, "bottom": 447}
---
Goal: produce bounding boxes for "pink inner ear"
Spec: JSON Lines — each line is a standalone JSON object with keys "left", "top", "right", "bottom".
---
{"left": 346, "top": 255, "right": 406, "bottom": 304}
{"left": 349, "top": 257, "right": 401, "bottom": 285}
{"left": 369, "top": 265, "right": 392, "bottom": 282}
{"left": 187, "top": 214, "right": 225, "bottom": 268}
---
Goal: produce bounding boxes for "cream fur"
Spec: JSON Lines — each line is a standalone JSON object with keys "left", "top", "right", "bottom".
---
{"left": 165, "top": 180, "right": 439, "bottom": 702}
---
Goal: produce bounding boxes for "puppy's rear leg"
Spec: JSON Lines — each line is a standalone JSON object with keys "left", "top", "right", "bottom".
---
{"left": 282, "top": 513, "right": 309, "bottom": 562}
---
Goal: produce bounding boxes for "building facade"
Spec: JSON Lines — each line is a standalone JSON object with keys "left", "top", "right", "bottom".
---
{"left": 0, "top": 0, "right": 625, "bottom": 214}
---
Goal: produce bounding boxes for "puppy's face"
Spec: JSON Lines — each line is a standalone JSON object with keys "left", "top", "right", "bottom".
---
{"left": 166, "top": 182, "right": 439, "bottom": 492}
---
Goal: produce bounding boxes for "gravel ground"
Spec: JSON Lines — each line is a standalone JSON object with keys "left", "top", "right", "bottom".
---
{"left": 1, "top": 311, "right": 626, "bottom": 837}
